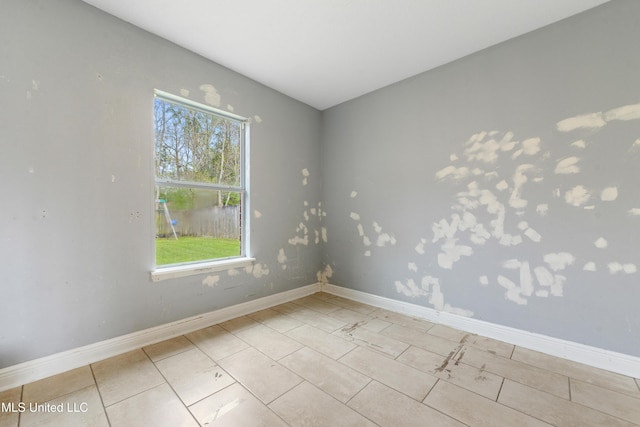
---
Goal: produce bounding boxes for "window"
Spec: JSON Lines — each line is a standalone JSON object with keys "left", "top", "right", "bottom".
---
{"left": 153, "top": 90, "right": 249, "bottom": 272}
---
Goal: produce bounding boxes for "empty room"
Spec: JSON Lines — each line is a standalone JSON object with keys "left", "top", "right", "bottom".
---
{"left": 1, "top": 0, "right": 639, "bottom": 425}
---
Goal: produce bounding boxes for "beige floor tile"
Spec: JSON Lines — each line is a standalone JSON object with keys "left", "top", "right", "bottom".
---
{"left": 218, "top": 347, "right": 302, "bottom": 404}
{"left": 371, "top": 308, "right": 435, "bottom": 331}
{"left": 105, "top": 383, "right": 198, "bottom": 427}
{"left": 327, "top": 308, "right": 372, "bottom": 325}
{"left": 22, "top": 365, "right": 95, "bottom": 404}
{"left": 0, "top": 387, "right": 21, "bottom": 427}
{"left": 327, "top": 308, "right": 392, "bottom": 332}
{"left": 248, "top": 308, "right": 303, "bottom": 333}
{"left": 362, "top": 317, "right": 394, "bottom": 332}
{"left": 20, "top": 385, "right": 109, "bottom": 427}
{"left": 143, "top": 335, "right": 194, "bottom": 362}
{"left": 219, "top": 315, "right": 260, "bottom": 333}
{"left": 336, "top": 322, "right": 409, "bottom": 358}
{"left": 380, "top": 323, "right": 461, "bottom": 357}
{"left": 570, "top": 378, "right": 640, "bottom": 425}
{"left": 292, "top": 295, "right": 342, "bottom": 314}
{"left": 286, "top": 324, "right": 356, "bottom": 359}
{"left": 340, "top": 346, "right": 437, "bottom": 400}
{"left": 426, "top": 325, "right": 471, "bottom": 343}
{"left": 271, "top": 301, "right": 304, "bottom": 315}
{"left": 309, "top": 292, "right": 337, "bottom": 302}
{"left": 398, "top": 346, "right": 503, "bottom": 400}
{"left": 269, "top": 381, "right": 376, "bottom": 426}
{"left": 427, "top": 325, "right": 514, "bottom": 358}
{"left": 186, "top": 324, "right": 249, "bottom": 361}
{"left": 324, "top": 296, "right": 378, "bottom": 315}
{"left": 498, "top": 379, "right": 636, "bottom": 427}
{"left": 154, "top": 347, "right": 235, "bottom": 406}
{"left": 280, "top": 347, "right": 371, "bottom": 403}
{"left": 92, "top": 349, "right": 165, "bottom": 406}
{"left": 460, "top": 346, "right": 569, "bottom": 399}
{"left": 287, "top": 307, "right": 348, "bottom": 332}
{"left": 512, "top": 347, "right": 640, "bottom": 397}
{"left": 233, "top": 324, "right": 303, "bottom": 360}
{"left": 349, "top": 381, "right": 465, "bottom": 427}
{"left": 425, "top": 380, "right": 551, "bottom": 427}
{"left": 189, "top": 383, "right": 287, "bottom": 427}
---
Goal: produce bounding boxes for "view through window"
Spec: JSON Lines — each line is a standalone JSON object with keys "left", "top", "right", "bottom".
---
{"left": 153, "top": 90, "right": 247, "bottom": 267}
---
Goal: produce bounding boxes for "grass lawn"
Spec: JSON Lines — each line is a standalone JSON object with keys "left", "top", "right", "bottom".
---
{"left": 156, "top": 236, "right": 241, "bottom": 266}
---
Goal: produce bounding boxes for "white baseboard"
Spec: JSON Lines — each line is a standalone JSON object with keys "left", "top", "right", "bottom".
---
{"left": 322, "top": 283, "right": 640, "bottom": 379}
{"left": 0, "top": 283, "right": 321, "bottom": 392}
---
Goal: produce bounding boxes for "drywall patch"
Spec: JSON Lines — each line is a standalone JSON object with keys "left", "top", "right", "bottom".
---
{"left": 350, "top": 212, "right": 360, "bottom": 221}
{"left": 583, "top": 262, "right": 597, "bottom": 272}
{"left": 253, "top": 210, "right": 262, "bottom": 219}
{"left": 202, "top": 275, "right": 220, "bottom": 287}
{"left": 571, "top": 140, "right": 587, "bottom": 149}
{"left": 555, "top": 157, "right": 580, "bottom": 175}
{"left": 629, "top": 208, "right": 640, "bottom": 216}
{"left": 437, "top": 239, "right": 473, "bottom": 269}
{"left": 608, "top": 262, "right": 637, "bottom": 275}
{"left": 395, "top": 279, "right": 425, "bottom": 298}
{"left": 600, "top": 187, "right": 618, "bottom": 202}
{"left": 302, "top": 168, "right": 310, "bottom": 186}
{"left": 317, "top": 265, "right": 333, "bottom": 283}
{"left": 496, "top": 180, "right": 509, "bottom": 191}
{"left": 522, "top": 138, "right": 541, "bottom": 155}
{"left": 497, "top": 275, "right": 528, "bottom": 305}
{"left": 435, "top": 166, "right": 469, "bottom": 181}
{"left": 350, "top": 191, "right": 358, "bottom": 198}
{"left": 179, "top": 88, "right": 190, "bottom": 97}
{"left": 536, "top": 204, "right": 549, "bottom": 216}
{"left": 564, "top": 185, "right": 591, "bottom": 207}
{"left": 277, "top": 248, "right": 287, "bottom": 265}
{"left": 408, "top": 262, "right": 418, "bottom": 272}
{"left": 199, "top": 84, "right": 221, "bottom": 107}
{"left": 604, "top": 103, "right": 640, "bottom": 122}
{"left": 594, "top": 238, "right": 608, "bottom": 249}
{"left": 543, "top": 252, "right": 575, "bottom": 271}
{"left": 556, "top": 112, "right": 606, "bottom": 132}
{"left": 253, "top": 115, "right": 263, "bottom": 123}
{"left": 252, "top": 263, "right": 270, "bottom": 279}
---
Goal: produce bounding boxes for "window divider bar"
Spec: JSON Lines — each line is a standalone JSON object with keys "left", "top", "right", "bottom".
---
{"left": 155, "top": 179, "right": 243, "bottom": 192}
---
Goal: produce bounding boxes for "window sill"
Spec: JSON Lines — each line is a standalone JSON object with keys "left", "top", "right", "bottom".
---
{"left": 151, "top": 257, "right": 255, "bottom": 282}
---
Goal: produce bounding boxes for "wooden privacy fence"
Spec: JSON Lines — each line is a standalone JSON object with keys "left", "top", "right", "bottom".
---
{"left": 157, "top": 205, "right": 240, "bottom": 239}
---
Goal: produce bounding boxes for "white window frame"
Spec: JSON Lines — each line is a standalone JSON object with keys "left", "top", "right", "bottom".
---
{"left": 151, "top": 90, "right": 253, "bottom": 282}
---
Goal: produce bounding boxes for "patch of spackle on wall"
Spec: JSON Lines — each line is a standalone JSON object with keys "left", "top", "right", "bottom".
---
{"left": 199, "top": 84, "right": 221, "bottom": 107}
{"left": 403, "top": 102, "right": 640, "bottom": 307}
{"left": 268, "top": 168, "right": 327, "bottom": 276}
{"left": 348, "top": 191, "right": 396, "bottom": 257}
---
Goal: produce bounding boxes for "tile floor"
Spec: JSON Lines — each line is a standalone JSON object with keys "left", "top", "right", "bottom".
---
{"left": 1, "top": 292, "right": 639, "bottom": 426}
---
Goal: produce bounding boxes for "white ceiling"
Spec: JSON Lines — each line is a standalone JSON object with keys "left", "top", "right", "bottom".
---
{"left": 82, "top": 0, "right": 609, "bottom": 110}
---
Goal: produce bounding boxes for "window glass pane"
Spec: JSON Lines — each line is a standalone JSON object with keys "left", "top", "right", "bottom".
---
{"left": 155, "top": 186, "right": 242, "bottom": 266}
{"left": 154, "top": 98, "right": 242, "bottom": 187}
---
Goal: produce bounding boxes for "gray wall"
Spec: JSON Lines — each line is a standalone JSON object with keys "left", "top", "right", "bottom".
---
{"left": 321, "top": 1, "right": 640, "bottom": 357}
{"left": 0, "top": 0, "right": 323, "bottom": 368}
